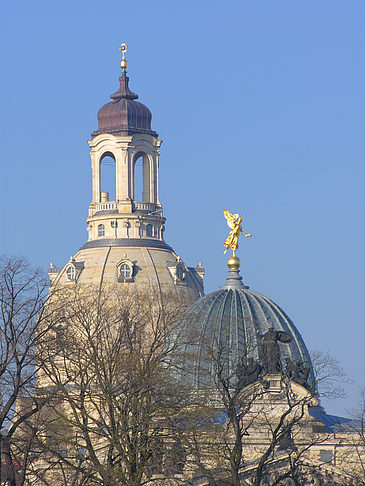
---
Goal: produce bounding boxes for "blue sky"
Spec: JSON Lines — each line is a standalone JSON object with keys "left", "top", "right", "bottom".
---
{"left": 1, "top": 1, "right": 364, "bottom": 415}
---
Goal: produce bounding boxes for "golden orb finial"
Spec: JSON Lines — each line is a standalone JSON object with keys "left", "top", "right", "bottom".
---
{"left": 119, "top": 42, "right": 128, "bottom": 72}
{"left": 227, "top": 255, "right": 241, "bottom": 270}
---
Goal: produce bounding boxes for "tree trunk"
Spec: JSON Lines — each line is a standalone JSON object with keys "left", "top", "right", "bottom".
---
{"left": 2, "top": 437, "right": 18, "bottom": 486}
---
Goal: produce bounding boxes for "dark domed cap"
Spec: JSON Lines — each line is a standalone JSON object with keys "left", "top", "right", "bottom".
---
{"left": 175, "top": 266, "right": 315, "bottom": 391}
{"left": 92, "top": 73, "right": 158, "bottom": 138}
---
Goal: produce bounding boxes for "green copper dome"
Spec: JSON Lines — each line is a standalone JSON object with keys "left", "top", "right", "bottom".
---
{"left": 175, "top": 266, "right": 315, "bottom": 391}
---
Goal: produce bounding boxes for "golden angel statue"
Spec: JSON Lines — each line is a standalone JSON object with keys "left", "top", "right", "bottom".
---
{"left": 223, "top": 208, "right": 252, "bottom": 256}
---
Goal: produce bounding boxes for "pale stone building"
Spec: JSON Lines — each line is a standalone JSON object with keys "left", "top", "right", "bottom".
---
{"left": 37, "top": 50, "right": 363, "bottom": 486}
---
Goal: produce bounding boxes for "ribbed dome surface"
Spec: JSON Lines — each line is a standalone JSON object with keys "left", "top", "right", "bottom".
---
{"left": 92, "top": 73, "right": 157, "bottom": 138}
{"left": 176, "top": 269, "right": 314, "bottom": 390}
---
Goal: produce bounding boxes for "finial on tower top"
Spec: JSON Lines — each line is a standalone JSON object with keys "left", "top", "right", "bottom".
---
{"left": 223, "top": 207, "right": 252, "bottom": 269}
{"left": 119, "top": 42, "right": 128, "bottom": 73}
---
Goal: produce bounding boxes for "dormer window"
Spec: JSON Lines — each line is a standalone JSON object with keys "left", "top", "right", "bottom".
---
{"left": 176, "top": 265, "right": 184, "bottom": 280}
{"left": 117, "top": 259, "right": 135, "bottom": 283}
{"left": 98, "top": 224, "right": 105, "bottom": 237}
{"left": 167, "top": 259, "right": 187, "bottom": 285}
{"left": 64, "top": 260, "right": 84, "bottom": 283}
{"left": 66, "top": 266, "right": 76, "bottom": 281}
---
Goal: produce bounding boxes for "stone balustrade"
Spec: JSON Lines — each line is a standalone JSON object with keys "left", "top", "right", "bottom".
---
{"left": 95, "top": 202, "right": 117, "bottom": 212}
{"left": 93, "top": 200, "right": 157, "bottom": 214}
{"left": 133, "top": 201, "right": 156, "bottom": 212}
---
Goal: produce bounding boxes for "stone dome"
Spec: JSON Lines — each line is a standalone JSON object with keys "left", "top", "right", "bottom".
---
{"left": 92, "top": 73, "right": 158, "bottom": 138}
{"left": 49, "top": 239, "right": 204, "bottom": 304}
{"left": 175, "top": 264, "right": 315, "bottom": 391}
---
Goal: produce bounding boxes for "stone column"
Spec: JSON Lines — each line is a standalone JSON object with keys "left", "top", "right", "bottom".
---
{"left": 154, "top": 150, "right": 160, "bottom": 205}
{"left": 91, "top": 152, "right": 100, "bottom": 202}
{"left": 142, "top": 154, "right": 150, "bottom": 203}
{"left": 116, "top": 147, "right": 130, "bottom": 201}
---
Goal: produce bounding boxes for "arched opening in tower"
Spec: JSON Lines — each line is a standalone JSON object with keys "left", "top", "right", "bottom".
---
{"left": 100, "top": 153, "right": 116, "bottom": 201}
{"left": 134, "top": 153, "right": 150, "bottom": 203}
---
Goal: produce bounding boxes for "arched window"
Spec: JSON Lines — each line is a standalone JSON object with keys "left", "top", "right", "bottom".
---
{"left": 100, "top": 153, "right": 116, "bottom": 201}
{"left": 120, "top": 263, "right": 132, "bottom": 279}
{"left": 117, "top": 259, "right": 134, "bottom": 283}
{"left": 146, "top": 224, "right": 153, "bottom": 237}
{"left": 66, "top": 266, "right": 75, "bottom": 281}
{"left": 98, "top": 224, "right": 105, "bottom": 237}
{"left": 134, "top": 153, "right": 150, "bottom": 202}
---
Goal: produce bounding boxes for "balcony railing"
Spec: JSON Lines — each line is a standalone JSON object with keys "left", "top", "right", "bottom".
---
{"left": 133, "top": 201, "right": 156, "bottom": 212}
{"left": 95, "top": 202, "right": 117, "bottom": 212}
{"left": 93, "top": 201, "right": 157, "bottom": 214}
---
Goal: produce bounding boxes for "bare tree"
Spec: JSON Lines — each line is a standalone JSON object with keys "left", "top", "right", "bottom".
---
{"left": 3, "top": 259, "right": 353, "bottom": 486}
{"left": 333, "top": 389, "right": 365, "bottom": 485}
{"left": 34, "top": 284, "right": 191, "bottom": 486}
{"left": 250, "top": 380, "right": 329, "bottom": 486}
{"left": 0, "top": 256, "right": 61, "bottom": 486}
{"left": 181, "top": 335, "right": 337, "bottom": 486}
{"left": 310, "top": 349, "right": 350, "bottom": 400}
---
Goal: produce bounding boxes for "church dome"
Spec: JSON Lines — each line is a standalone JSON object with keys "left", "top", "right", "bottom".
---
{"left": 92, "top": 73, "right": 158, "bottom": 138}
{"left": 176, "top": 262, "right": 315, "bottom": 391}
{"left": 49, "top": 48, "right": 204, "bottom": 304}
